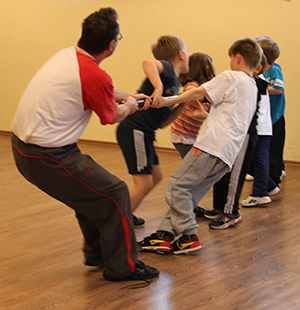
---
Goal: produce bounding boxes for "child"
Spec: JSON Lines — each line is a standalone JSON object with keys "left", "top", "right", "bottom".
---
{"left": 139, "top": 37, "right": 262, "bottom": 253}
{"left": 206, "top": 55, "right": 275, "bottom": 229}
{"left": 256, "top": 36, "right": 285, "bottom": 191}
{"left": 170, "top": 52, "right": 215, "bottom": 157}
{"left": 116, "top": 35, "right": 189, "bottom": 227}
{"left": 239, "top": 55, "right": 277, "bottom": 207}
{"left": 170, "top": 52, "right": 215, "bottom": 217}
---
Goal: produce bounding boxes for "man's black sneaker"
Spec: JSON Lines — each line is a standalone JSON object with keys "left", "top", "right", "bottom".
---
{"left": 204, "top": 209, "right": 222, "bottom": 220}
{"left": 193, "top": 206, "right": 209, "bottom": 217}
{"left": 133, "top": 214, "right": 145, "bottom": 227}
{"left": 103, "top": 260, "right": 159, "bottom": 282}
{"left": 84, "top": 259, "right": 104, "bottom": 267}
{"left": 209, "top": 213, "right": 243, "bottom": 230}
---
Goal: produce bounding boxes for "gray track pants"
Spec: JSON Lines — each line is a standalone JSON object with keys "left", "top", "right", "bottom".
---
{"left": 158, "top": 147, "right": 230, "bottom": 236}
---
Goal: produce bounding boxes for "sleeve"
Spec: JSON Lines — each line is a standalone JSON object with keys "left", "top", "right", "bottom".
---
{"left": 77, "top": 52, "right": 117, "bottom": 125}
{"left": 84, "top": 78, "right": 117, "bottom": 125}
{"left": 269, "top": 66, "right": 284, "bottom": 91}
{"left": 201, "top": 71, "right": 231, "bottom": 105}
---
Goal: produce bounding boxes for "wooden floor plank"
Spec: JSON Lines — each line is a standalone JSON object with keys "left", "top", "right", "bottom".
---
{"left": 1, "top": 134, "right": 299, "bottom": 310}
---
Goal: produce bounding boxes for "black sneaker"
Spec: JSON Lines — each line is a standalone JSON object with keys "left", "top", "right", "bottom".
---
{"left": 204, "top": 209, "right": 222, "bottom": 220}
{"left": 193, "top": 206, "right": 209, "bottom": 217}
{"left": 209, "top": 213, "right": 243, "bottom": 230}
{"left": 84, "top": 259, "right": 104, "bottom": 267}
{"left": 133, "top": 214, "right": 145, "bottom": 227}
{"left": 103, "top": 260, "right": 159, "bottom": 282}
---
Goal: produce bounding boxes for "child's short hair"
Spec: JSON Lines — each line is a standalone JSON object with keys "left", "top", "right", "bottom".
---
{"left": 228, "top": 37, "right": 262, "bottom": 70}
{"left": 152, "top": 35, "right": 185, "bottom": 62}
{"left": 179, "top": 52, "right": 215, "bottom": 86}
{"left": 260, "top": 54, "right": 267, "bottom": 73}
{"left": 255, "top": 36, "right": 280, "bottom": 65}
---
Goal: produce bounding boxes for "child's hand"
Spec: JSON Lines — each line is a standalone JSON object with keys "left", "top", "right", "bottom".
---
{"left": 187, "top": 100, "right": 209, "bottom": 119}
{"left": 150, "top": 88, "right": 163, "bottom": 108}
{"left": 138, "top": 97, "right": 152, "bottom": 110}
{"left": 133, "top": 93, "right": 152, "bottom": 110}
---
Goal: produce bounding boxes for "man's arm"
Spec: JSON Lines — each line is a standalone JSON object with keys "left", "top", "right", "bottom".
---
{"left": 110, "top": 95, "right": 151, "bottom": 124}
{"left": 114, "top": 88, "right": 151, "bottom": 106}
{"left": 113, "top": 88, "right": 133, "bottom": 103}
{"left": 110, "top": 97, "right": 138, "bottom": 124}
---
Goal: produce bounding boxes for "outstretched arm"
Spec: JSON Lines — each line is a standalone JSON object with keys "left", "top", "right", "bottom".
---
{"left": 114, "top": 87, "right": 150, "bottom": 107}
{"left": 157, "top": 86, "right": 207, "bottom": 108}
{"left": 110, "top": 90, "right": 151, "bottom": 124}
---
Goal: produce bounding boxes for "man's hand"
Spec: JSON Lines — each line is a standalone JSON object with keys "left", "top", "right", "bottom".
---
{"left": 110, "top": 96, "right": 139, "bottom": 124}
{"left": 124, "top": 96, "right": 139, "bottom": 115}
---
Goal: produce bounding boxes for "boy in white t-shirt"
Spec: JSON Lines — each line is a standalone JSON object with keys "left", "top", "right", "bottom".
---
{"left": 139, "top": 37, "right": 262, "bottom": 254}
{"left": 207, "top": 55, "right": 275, "bottom": 229}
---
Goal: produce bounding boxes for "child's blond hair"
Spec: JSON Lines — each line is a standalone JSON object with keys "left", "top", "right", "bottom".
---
{"left": 152, "top": 35, "right": 185, "bottom": 62}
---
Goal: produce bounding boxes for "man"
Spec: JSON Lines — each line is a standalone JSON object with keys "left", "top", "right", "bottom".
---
{"left": 11, "top": 7, "right": 159, "bottom": 282}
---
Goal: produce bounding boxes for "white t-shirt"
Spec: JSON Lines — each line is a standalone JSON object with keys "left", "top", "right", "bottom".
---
{"left": 256, "top": 74, "right": 272, "bottom": 136}
{"left": 11, "top": 47, "right": 117, "bottom": 148}
{"left": 194, "top": 70, "right": 257, "bottom": 169}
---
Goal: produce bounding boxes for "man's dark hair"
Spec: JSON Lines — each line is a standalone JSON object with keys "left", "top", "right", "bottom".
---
{"left": 78, "top": 7, "right": 119, "bottom": 55}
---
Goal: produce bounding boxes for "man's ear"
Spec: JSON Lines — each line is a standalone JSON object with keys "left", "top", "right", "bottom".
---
{"left": 108, "top": 39, "right": 116, "bottom": 53}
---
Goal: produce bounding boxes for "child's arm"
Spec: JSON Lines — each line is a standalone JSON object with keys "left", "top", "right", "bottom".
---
{"left": 267, "top": 86, "right": 284, "bottom": 95}
{"left": 160, "top": 103, "right": 186, "bottom": 129}
{"left": 186, "top": 101, "right": 209, "bottom": 120}
{"left": 155, "top": 86, "right": 207, "bottom": 108}
{"left": 142, "top": 59, "right": 164, "bottom": 106}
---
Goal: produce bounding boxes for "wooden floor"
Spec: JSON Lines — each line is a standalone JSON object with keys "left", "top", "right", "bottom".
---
{"left": 1, "top": 133, "right": 300, "bottom": 310}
